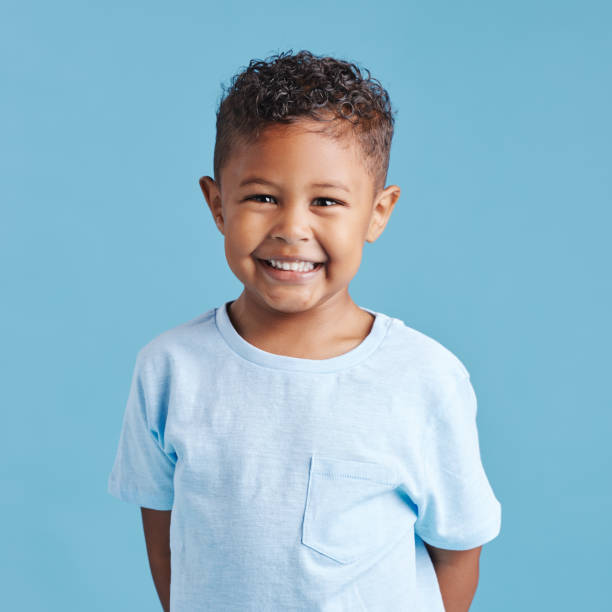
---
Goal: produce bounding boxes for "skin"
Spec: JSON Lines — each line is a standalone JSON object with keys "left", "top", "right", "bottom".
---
{"left": 141, "top": 117, "right": 483, "bottom": 612}
{"left": 141, "top": 508, "right": 171, "bottom": 612}
{"left": 424, "top": 542, "right": 483, "bottom": 611}
{"left": 199, "top": 119, "right": 400, "bottom": 359}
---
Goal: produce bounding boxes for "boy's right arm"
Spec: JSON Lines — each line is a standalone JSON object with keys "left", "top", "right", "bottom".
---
{"left": 141, "top": 507, "right": 172, "bottom": 612}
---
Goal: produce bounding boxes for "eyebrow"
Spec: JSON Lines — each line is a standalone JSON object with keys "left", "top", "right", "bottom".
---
{"left": 239, "top": 177, "right": 351, "bottom": 193}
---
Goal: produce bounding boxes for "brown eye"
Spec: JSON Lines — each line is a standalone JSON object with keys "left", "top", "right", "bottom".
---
{"left": 313, "top": 198, "right": 340, "bottom": 207}
{"left": 248, "top": 194, "right": 276, "bottom": 203}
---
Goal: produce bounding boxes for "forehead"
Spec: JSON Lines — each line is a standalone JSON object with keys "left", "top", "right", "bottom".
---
{"left": 222, "top": 120, "right": 372, "bottom": 194}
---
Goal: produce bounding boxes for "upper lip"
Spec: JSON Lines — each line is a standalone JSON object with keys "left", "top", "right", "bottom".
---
{"left": 257, "top": 255, "right": 325, "bottom": 263}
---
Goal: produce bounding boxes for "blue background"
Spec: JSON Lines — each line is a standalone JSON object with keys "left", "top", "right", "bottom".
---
{"left": 3, "top": 0, "right": 610, "bottom": 610}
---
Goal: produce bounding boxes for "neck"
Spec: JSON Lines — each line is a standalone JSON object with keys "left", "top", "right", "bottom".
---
{"left": 226, "top": 291, "right": 374, "bottom": 360}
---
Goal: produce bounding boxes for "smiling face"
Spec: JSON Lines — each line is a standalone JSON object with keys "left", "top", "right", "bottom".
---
{"left": 199, "top": 119, "right": 400, "bottom": 318}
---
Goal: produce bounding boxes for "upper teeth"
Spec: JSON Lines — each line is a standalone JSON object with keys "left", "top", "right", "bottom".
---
{"left": 267, "top": 259, "right": 316, "bottom": 272}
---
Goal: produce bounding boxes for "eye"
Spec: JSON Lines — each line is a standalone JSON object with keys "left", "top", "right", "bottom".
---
{"left": 245, "top": 194, "right": 342, "bottom": 207}
{"left": 247, "top": 194, "right": 276, "bottom": 204}
{"left": 313, "top": 198, "right": 341, "bottom": 207}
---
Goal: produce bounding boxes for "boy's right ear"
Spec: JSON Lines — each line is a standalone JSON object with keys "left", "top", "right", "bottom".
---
{"left": 199, "top": 176, "right": 225, "bottom": 235}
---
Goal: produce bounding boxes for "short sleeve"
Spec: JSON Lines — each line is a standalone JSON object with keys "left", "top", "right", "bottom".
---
{"left": 413, "top": 373, "right": 502, "bottom": 550}
{"left": 107, "top": 349, "right": 176, "bottom": 510}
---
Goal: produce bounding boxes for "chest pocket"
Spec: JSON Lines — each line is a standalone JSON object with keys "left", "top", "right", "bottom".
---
{"left": 301, "top": 454, "right": 407, "bottom": 565}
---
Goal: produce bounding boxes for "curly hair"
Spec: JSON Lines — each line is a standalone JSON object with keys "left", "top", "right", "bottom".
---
{"left": 213, "top": 49, "right": 396, "bottom": 193}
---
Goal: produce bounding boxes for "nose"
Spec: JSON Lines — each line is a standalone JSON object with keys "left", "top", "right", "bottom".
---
{"left": 269, "top": 202, "right": 312, "bottom": 244}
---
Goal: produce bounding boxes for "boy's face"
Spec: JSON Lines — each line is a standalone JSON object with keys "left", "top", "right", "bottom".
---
{"left": 199, "top": 119, "right": 400, "bottom": 316}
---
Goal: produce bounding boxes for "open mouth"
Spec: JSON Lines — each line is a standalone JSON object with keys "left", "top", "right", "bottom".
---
{"left": 257, "top": 258, "right": 324, "bottom": 273}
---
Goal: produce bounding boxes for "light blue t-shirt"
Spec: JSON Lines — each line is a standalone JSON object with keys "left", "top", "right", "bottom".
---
{"left": 108, "top": 301, "right": 502, "bottom": 611}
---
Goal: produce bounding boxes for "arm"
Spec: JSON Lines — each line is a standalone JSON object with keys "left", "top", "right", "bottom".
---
{"left": 424, "top": 542, "right": 482, "bottom": 612}
{"left": 141, "top": 507, "right": 172, "bottom": 612}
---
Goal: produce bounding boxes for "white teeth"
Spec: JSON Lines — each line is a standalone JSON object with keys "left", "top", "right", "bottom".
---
{"left": 267, "top": 259, "right": 316, "bottom": 272}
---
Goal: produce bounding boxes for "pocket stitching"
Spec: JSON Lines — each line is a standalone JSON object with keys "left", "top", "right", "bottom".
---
{"left": 311, "top": 470, "right": 396, "bottom": 486}
{"left": 302, "top": 456, "right": 399, "bottom": 565}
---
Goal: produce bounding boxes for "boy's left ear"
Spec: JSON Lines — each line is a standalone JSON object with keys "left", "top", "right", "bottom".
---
{"left": 365, "top": 184, "right": 401, "bottom": 243}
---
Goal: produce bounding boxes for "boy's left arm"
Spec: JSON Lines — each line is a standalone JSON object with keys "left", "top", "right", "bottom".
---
{"left": 424, "top": 542, "right": 482, "bottom": 612}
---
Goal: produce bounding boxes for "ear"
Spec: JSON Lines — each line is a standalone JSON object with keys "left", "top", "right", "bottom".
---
{"left": 365, "top": 184, "right": 401, "bottom": 243}
{"left": 199, "top": 176, "right": 225, "bottom": 235}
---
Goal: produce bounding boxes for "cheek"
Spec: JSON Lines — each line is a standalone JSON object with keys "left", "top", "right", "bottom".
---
{"left": 326, "top": 222, "right": 364, "bottom": 258}
{"left": 225, "top": 216, "right": 262, "bottom": 255}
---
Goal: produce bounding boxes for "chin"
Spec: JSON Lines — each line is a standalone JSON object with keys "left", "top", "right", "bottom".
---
{"left": 261, "top": 294, "right": 318, "bottom": 314}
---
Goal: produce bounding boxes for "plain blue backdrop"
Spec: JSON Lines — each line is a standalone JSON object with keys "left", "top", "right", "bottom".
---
{"left": 2, "top": 0, "right": 610, "bottom": 610}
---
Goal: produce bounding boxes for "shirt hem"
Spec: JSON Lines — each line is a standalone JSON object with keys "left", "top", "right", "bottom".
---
{"left": 416, "top": 509, "right": 501, "bottom": 550}
{"left": 107, "top": 480, "right": 174, "bottom": 510}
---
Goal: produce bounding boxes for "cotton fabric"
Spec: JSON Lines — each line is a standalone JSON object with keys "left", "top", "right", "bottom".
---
{"left": 108, "top": 301, "right": 501, "bottom": 611}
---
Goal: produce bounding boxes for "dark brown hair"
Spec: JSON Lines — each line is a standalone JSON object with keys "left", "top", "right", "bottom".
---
{"left": 213, "top": 49, "right": 396, "bottom": 193}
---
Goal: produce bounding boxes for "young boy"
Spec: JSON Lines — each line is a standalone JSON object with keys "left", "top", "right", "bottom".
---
{"left": 108, "top": 49, "right": 502, "bottom": 612}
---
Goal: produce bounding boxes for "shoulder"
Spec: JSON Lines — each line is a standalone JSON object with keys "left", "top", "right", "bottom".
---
{"left": 135, "top": 307, "right": 218, "bottom": 376}
{"left": 380, "top": 316, "right": 480, "bottom": 435}
{"left": 380, "top": 313, "right": 471, "bottom": 382}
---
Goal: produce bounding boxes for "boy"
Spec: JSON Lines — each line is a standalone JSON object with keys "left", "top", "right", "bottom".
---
{"left": 108, "top": 49, "right": 502, "bottom": 611}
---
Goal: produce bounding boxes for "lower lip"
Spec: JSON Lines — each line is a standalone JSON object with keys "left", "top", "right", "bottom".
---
{"left": 256, "top": 258, "right": 324, "bottom": 282}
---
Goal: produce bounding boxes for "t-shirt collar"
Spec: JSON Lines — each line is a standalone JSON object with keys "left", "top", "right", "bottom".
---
{"left": 215, "top": 300, "right": 391, "bottom": 372}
